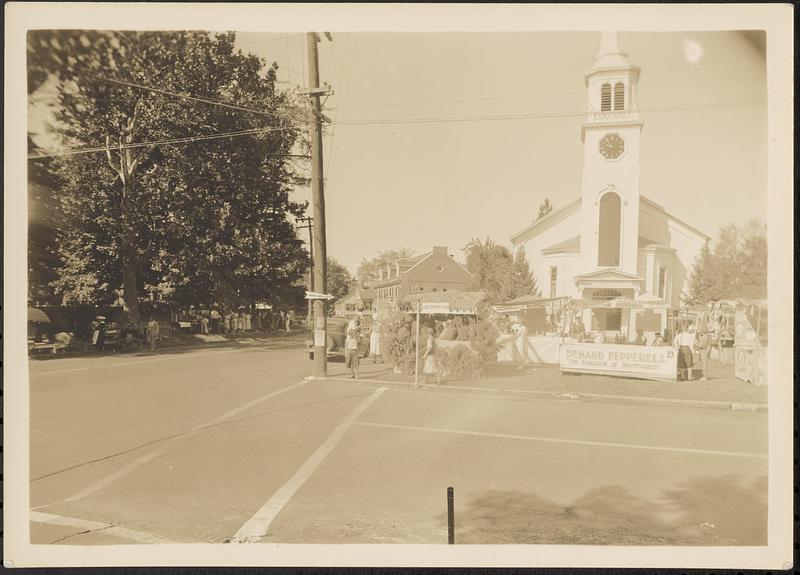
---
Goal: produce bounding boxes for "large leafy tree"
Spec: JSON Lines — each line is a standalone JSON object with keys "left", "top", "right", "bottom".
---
{"left": 463, "top": 238, "right": 539, "bottom": 303}
{"left": 27, "top": 31, "right": 309, "bottom": 322}
{"left": 325, "top": 257, "right": 356, "bottom": 303}
{"left": 737, "top": 221, "right": 767, "bottom": 299}
{"left": 28, "top": 136, "right": 63, "bottom": 306}
{"left": 685, "top": 241, "right": 717, "bottom": 306}
{"left": 685, "top": 220, "right": 767, "bottom": 305}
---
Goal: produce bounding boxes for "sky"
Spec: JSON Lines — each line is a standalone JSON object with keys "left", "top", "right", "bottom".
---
{"left": 29, "top": 31, "right": 767, "bottom": 276}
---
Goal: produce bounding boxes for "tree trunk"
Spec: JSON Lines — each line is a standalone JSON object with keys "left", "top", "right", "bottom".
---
{"left": 107, "top": 106, "right": 148, "bottom": 330}
{"left": 120, "top": 182, "right": 141, "bottom": 327}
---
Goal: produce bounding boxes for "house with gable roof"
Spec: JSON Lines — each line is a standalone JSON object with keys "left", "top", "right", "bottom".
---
{"left": 373, "top": 246, "right": 474, "bottom": 311}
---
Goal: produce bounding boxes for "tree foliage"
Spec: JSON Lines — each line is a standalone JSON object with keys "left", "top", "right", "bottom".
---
{"left": 686, "top": 220, "right": 767, "bottom": 305}
{"left": 463, "top": 238, "right": 539, "bottom": 303}
{"left": 322, "top": 257, "right": 355, "bottom": 303}
{"left": 27, "top": 31, "right": 310, "bottom": 320}
{"left": 28, "top": 137, "right": 63, "bottom": 305}
{"left": 356, "top": 247, "right": 416, "bottom": 286}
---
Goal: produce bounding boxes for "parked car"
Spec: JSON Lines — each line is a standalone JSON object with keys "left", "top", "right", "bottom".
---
{"left": 307, "top": 317, "right": 370, "bottom": 360}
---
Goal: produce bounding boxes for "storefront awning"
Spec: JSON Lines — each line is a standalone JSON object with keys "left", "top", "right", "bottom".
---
{"left": 401, "top": 290, "right": 486, "bottom": 315}
{"left": 491, "top": 296, "right": 570, "bottom": 314}
{"left": 569, "top": 297, "right": 673, "bottom": 310}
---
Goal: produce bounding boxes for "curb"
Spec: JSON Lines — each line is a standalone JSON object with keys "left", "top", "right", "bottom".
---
{"left": 324, "top": 375, "right": 768, "bottom": 412}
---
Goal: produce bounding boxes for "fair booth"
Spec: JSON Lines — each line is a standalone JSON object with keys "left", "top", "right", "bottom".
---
{"left": 492, "top": 296, "right": 570, "bottom": 364}
{"left": 558, "top": 296, "right": 678, "bottom": 380}
{"left": 733, "top": 299, "right": 767, "bottom": 386}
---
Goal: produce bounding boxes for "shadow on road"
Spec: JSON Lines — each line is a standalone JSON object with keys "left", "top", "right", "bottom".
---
{"left": 28, "top": 332, "right": 310, "bottom": 362}
{"left": 452, "top": 475, "right": 767, "bottom": 545}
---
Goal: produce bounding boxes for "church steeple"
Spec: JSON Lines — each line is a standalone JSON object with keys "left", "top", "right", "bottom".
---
{"left": 579, "top": 31, "right": 644, "bottom": 276}
{"left": 592, "top": 32, "right": 630, "bottom": 70}
{"left": 584, "top": 31, "right": 641, "bottom": 116}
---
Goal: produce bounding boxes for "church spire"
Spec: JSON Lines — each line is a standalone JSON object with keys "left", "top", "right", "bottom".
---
{"left": 599, "top": 31, "right": 620, "bottom": 54}
{"left": 591, "top": 31, "right": 630, "bottom": 71}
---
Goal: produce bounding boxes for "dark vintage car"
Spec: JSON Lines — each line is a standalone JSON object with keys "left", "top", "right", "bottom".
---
{"left": 307, "top": 317, "right": 370, "bottom": 360}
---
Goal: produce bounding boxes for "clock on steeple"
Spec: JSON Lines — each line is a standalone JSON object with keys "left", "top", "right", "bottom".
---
{"left": 599, "top": 133, "right": 625, "bottom": 159}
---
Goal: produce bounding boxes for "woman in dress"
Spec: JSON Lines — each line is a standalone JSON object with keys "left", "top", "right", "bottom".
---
{"left": 369, "top": 321, "right": 383, "bottom": 363}
{"left": 422, "top": 327, "right": 440, "bottom": 385}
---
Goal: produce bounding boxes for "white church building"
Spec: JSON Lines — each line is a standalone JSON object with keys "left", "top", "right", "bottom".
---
{"left": 511, "top": 32, "right": 710, "bottom": 337}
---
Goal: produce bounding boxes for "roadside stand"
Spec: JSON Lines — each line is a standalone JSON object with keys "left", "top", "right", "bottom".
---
{"left": 733, "top": 298, "right": 767, "bottom": 386}
{"left": 491, "top": 295, "right": 571, "bottom": 364}
{"left": 27, "top": 307, "right": 63, "bottom": 355}
{"left": 400, "top": 290, "right": 486, "bottom": 385}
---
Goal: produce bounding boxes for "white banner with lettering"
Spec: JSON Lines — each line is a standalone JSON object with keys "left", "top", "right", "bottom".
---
{"left": 559, "top": 343, "right": 678, "bottom": 380}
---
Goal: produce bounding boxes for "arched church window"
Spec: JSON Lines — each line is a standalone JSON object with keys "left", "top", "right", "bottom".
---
{"left": 597, "top": 192, "right": 621, "bottom": 267}
{"left": 600, "top": 83, "right": 612, "bottom": 111}
{"left": 613, "top": 82, "right": 625, "bottom": 110}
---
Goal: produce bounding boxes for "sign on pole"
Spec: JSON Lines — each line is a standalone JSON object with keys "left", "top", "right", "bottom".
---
{"left": 305, "top": 291, "right": 335, "bottom": 301}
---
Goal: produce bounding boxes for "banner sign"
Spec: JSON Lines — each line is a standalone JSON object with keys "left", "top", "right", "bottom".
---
{"left": 559, "top": 343, "right": 678, "bottom": 380}
{"left": 421, "top": 302, "right": 451, "bottom": 314}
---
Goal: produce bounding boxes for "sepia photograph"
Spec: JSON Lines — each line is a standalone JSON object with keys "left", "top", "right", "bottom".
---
{"left": 4, "top": 2, "right": 793, "bottom": 569}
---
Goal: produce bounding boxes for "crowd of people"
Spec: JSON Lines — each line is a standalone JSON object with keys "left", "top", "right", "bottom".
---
{"left": 176, "top": 306, "right": 296, "bottom": 336}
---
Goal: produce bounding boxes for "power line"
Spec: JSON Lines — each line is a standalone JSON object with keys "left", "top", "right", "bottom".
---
{"left": 90, "top": 75, "right": 310, "bottom": 125}
{"left": 328, "top": 101, "right": 763, "bottom": 127}
{"left": 238, "top": 33, "right": 305, "bottom": 47}
{"left": 28, "top": 101, "right": 760, "bottom": 160}
{"left": 27, "top": 125, "right": 299, "bottom": 160}
{"left": 326, "top": 35, "right": 358, "bottom": 183}
{"left": 324, "top": 79, "right": 761, "bottom": 112}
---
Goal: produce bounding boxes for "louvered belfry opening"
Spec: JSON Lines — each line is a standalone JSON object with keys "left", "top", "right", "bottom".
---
{"left": 614, "top": 82, "right": 625, "bottom": 110}
{"left": 600, "top": 83, "right": 612, "bottom": 111}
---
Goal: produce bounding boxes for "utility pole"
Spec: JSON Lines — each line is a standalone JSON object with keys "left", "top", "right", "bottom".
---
{"left": 306, "top": 32, "right": 332, "bottom": 378}
{"left": 296, "top": 216, "right": 314, "bottom": 324}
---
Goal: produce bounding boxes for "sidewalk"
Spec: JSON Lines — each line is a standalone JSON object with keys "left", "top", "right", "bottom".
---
{"left": 325, "top": 357, "right": 768, "bottom": 411}
{"left": 29, "top": 328, "right": 310, "bottom": 360}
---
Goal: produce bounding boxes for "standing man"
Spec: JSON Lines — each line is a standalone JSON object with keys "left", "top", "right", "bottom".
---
{"left": 695, "top": 327, "right": 711, "bottom": 381}
{"left": 345, "top": 316, "right": 361, "bottom": 379}
{"left": 146, "top": 316, "right": 160, "bottom": 351}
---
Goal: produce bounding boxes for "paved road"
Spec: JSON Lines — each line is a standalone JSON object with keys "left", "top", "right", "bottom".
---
{"left": 29, "top": 335, "right": 768, "bottom": 545}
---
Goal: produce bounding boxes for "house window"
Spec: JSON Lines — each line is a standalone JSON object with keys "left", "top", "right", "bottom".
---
{"left": 597, "top": 192, "right": 621, "bottom": 267}
{"left": 549, "top": 266, "right": 558, "bottom": 298}
{"left": 657, "top": 267, "right": 667, "bottom": 299}
{"left": 600, "top": 83, "right": 612, "bottom": 111}
{"left": 613, "top": 82, "right": 625, "bottom": 110}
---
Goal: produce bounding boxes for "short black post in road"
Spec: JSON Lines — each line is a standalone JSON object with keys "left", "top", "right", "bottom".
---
{"left": 447, "top": 486, "right": 455, "bottom": 544}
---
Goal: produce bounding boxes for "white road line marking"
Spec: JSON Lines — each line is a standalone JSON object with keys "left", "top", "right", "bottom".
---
{"left": 30, "top": 511, "right": 174, "bottom": 544}
{"left": 57, "top": 379, "right": 310, "bottom": 503}
{"left": 32, "top": 367, "right": 89, "bottom": 376}
{"left": 326, "top": 376, "right": 415, "bottom": 386}
{"left": 354, "top": 421, "right": 769, "bottom": 460}
{"left": 232, "top": 387, "right": 387, "bottom": 543}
